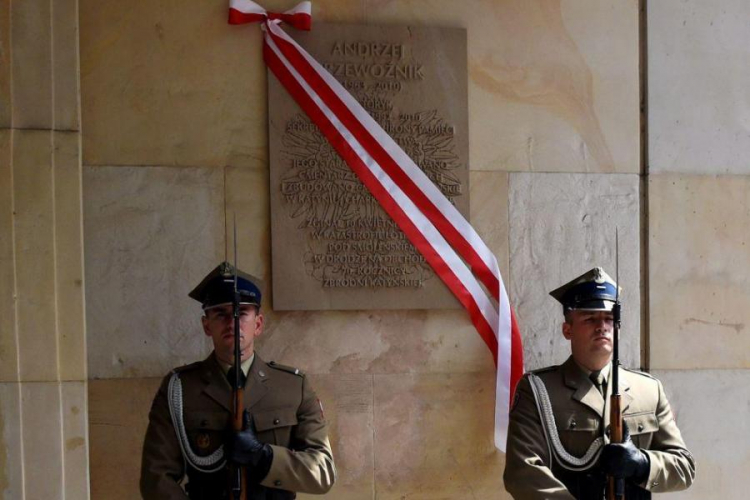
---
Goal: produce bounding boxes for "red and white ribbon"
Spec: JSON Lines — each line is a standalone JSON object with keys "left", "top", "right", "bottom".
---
{"left": 229, "top": 0, "right": 523, "bottom": 451}
{"left": 229, "top": 0, "right": 312, "bottom": 30}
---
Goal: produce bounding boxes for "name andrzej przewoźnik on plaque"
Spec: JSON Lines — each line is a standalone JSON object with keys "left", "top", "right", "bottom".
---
{"left": 269, "top": 23, "right": 469, "bottom": 310}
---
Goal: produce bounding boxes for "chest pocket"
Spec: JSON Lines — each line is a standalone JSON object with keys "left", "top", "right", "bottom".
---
{"left": 558, "top": 412, "right": 601, "bottom": 458}
{"left": 183, "top": 410, "right": 228, "bottom": 457}
{"left": 253, "top": 408, "right": 298, "bottom": 447}
{"left": 623, "top": 411, "right": 658, "bottom": 449}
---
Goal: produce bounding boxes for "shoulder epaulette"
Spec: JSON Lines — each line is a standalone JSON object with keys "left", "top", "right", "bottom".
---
{"left": 268, "top": 360, "right": 305, "bottom": 377}
{"left": 529, "top": 365, "right": 559, "bottom": 375}
{"left": 622, "top": 366, "right": 657, "bottom": 380}
{"left": 172, "top": 360, "right": 203, "bottom": 374}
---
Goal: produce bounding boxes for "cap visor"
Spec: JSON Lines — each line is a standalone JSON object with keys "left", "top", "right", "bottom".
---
{"left": 569, "top": 300, "right": 614, "bottom": 312}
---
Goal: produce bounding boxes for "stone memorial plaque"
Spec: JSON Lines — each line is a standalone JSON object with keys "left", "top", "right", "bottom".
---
{"left": 269, "top": 23, "right": 469, "bottom": 310}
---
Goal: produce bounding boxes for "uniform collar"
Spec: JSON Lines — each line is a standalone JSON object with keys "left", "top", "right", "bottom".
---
{"left": 574, "top": 360, "right": 611, "bottom": 386}
{"left": 201, "top": 352, "right": 270, "bottom": 412}
{"left": 563, "top": 356, "right": 605, "bottom": 417}
{"left": 217, "top": 353, "right": 255, "bottom": 377}
{"left": 562, "top": 356, "right": 633, "bottom": 420}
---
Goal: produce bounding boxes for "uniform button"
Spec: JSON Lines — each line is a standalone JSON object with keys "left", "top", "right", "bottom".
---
{"left": 652, "top": 481, "right": 659, "bottom": 487}
{"left": 570, "top": 420, "right": 577, "bottom": 429}
{"left": 259, "top": 370, "right": 266, "bottom": 377}
{"left": 273, "top": 418, "right": 280, "bottom": 425}
{"left": 274, "top": 480, "right": 282, "bottom": 487}
{"left": 638, "top": 423, "right": 644, "bottom": 432}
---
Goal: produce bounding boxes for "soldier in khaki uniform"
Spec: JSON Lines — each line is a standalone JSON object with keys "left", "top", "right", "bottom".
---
{"left": 140, "top": 262, "right": 336, "bottom": 499}
{"left": 504, "top": 268, "right": 695, "bottom": 499}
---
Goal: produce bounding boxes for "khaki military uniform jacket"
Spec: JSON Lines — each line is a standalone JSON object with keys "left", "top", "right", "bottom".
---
{"left": 504, "top": 357, "right": 695, "bottom": 499}
{"left": 140, "top": 353, "right": 336, "bottom": 499}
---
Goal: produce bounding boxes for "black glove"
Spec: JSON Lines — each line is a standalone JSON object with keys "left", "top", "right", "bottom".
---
{"left": 228, "top": 410, "right": 273, "bottom": 482}
{"left": 599, "top": 422, "right": 650, "bottom": 482}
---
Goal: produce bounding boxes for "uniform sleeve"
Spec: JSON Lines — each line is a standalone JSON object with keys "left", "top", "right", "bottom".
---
{"left": 640, "top": 379, "right": 696, "bottom": 492}
{"left": 503, "top": 375, "right": 576, "bottom": 500}
{"left": 260, "top": 376, "right": 336, "bottom": 494}
{"left": 140, "top": 374, "right": 189, "bottom": 500}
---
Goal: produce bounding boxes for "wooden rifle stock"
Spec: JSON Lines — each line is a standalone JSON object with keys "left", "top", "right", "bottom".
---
{"left": 607, "top": 394, "right": 624, "bottom": 500}
{"left": 232, "top": 382, "right": 247, "bottom": 500}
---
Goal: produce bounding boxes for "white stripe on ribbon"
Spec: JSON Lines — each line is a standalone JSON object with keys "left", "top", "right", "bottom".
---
{"left": 230, "top": 0, "right": 311, "bottom": 17}
{"left": 228, "top": 3, "right": 524, "bottom": 450}
{"left": 265, "top": 21, "right": 503, "bottom": 344}
{"left": 265, "top": 29, "right": 501, "bottom": 338}
{"left": 496, "top": 277, "right": 513, "bottom": 446}
{"left": 265, "top": 21, "right": 518, "bottom": 449}
{"left": 274, "top": 23, "right": 501, "bottom": 297}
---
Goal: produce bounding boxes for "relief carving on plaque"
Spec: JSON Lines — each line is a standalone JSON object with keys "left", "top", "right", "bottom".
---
{"left": 269, "top": 24, "right": 468, "bottom": 310}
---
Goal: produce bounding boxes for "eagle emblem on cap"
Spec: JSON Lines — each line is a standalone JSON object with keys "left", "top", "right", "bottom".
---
{"left": 593, "top": 267, "right": 605, "bottom": 283}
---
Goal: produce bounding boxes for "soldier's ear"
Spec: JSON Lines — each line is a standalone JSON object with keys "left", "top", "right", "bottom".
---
{"left": 562, "top": 321, "right": 572, "bottom": 340}
{"left": 201, "top": 315, "right": 211, "bottom": 337}
{"left": 251, "top": 312, "right": 264, "bottom": 337}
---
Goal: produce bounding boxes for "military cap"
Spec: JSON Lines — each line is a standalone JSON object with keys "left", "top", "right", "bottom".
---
{"left": 189, "top": 262, "right": 262, "bottom": 310}
{"left": 549, "top": 267, "right": 620, "bottom": 312}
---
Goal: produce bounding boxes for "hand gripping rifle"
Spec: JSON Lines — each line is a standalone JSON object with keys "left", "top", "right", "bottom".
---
{"left": 230, "top": 216, "right": 247, "bottom": 500}
{"left": 607, "top": 229, "right": 625, "bottom": 500}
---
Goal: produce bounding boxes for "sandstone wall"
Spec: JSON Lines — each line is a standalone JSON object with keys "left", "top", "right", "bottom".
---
{"left": 0, "top": 1, "right": 90, "bottom": 499}
{"left": 2, "top": 0, "right": 747, "bottom": 499}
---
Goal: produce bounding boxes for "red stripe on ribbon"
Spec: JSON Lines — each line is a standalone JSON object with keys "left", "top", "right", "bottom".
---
{"left": 510, "top": 311, "right": 523, "bottom": 402}
{"left": 228, "top": 8, "right": 311, "bottom": 30}
{"left": 232, "top": 4, "right": 524, "bottom": 449}
{"left": 264, "top": 41, "right": 499, "bottom": 361}
{"left": 266, "top": 28, "right": 501, "bottom": 301}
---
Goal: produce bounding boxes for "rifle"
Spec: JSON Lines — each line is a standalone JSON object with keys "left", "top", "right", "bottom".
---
{"left": 607, "top": 229, "right": 625, "bottom": 500}
{"left": 230, "top": 216, "right": 247, "bottom": 500}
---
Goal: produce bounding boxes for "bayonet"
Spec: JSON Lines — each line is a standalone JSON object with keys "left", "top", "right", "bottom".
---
{"left": 607, "top": 228, "right": 625, "bottom": 500}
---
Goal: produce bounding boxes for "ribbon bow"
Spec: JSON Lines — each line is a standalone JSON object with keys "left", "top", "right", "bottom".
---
{"left": 229, "top": 0, "right": 312, "bottom": 30}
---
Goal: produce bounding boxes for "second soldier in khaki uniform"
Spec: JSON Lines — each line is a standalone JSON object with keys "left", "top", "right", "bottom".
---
{"left": 503, "top": 268, "right": 695, "bottom": 499}
{"left": 140, "top": 262, "right": 336, "bottom": 499}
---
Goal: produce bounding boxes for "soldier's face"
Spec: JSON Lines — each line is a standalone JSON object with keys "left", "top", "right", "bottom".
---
{"left": 562, "top": 310, "right": 614, "bottom": 370}
{"left": 202, "top": 304, "right": 264, "bottom": 365}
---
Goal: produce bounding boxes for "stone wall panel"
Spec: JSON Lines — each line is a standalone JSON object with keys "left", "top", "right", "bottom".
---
{"left": 88, "top": 377, "right": 160, "bottom": 500}
{"left": 21, "top": 382, "right": 64, "bottom": 500}
{"left": 652, "top": 369, "right": 750, "bottom": 499}
{"left": 509, "top": 172, "right": 641, "bottom": 370}
{"left": 11, "top": 0, "right": 52, "bottom": 129}
{"left": 649, "top": 0, "right": 750, "bottom": 174}
{"left": 368, "top": 0, "right": 639, "bottom": 173}
{"left": 300, "top": 374, "right": 373, "bottom": 500}
{"left": 0, "top": 1, "right": 10, "bottom": 128}
{"left": 83, "top": 166, "right": 224, "bottom": 379}
{"left": 80, "top": 0, "right": 366, "bottom": 168}
{"left": 372, "top": 372, "right": 510, "bottom": 499}
{"left": 649, "top": 174, "right": 750, "bottom": 369}
{"left": 13, "top": 130, "right": 58, "bottom": 382}
{"left": 55, "top": 132, "right": 87, "bottom": 381}
{"left": 0, "top": 383, "right": 22, "bottom": 500}
{"left": 62, "top": 381, "right": 90, "bottom": 500}
{"left": 470, "top": 171, "right": 510, "bottom": 278}
{"left": 0, "top": 130, "right": 16, "bottom": 382}
{"left": 53, "top": 0, "right": 81, "bottom": 131}
{"left": 258, "top": 309, "right": 489, "bottom": 376}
